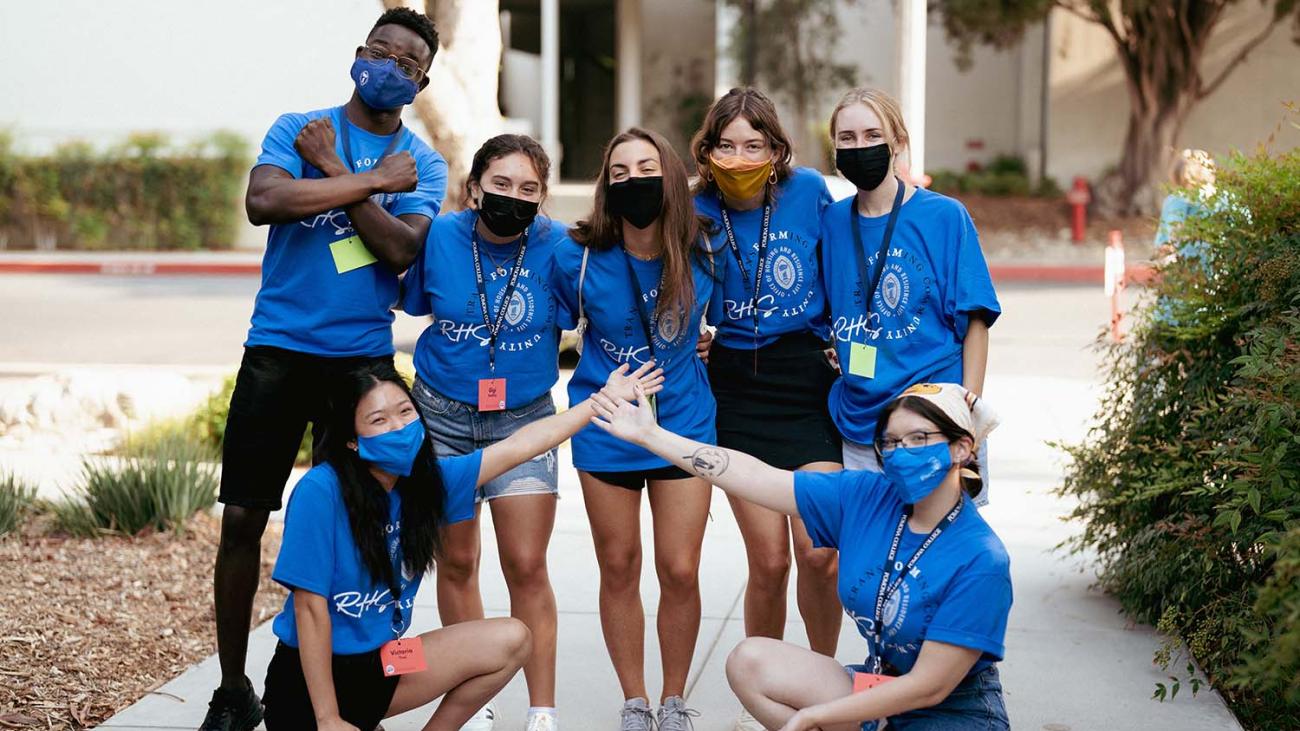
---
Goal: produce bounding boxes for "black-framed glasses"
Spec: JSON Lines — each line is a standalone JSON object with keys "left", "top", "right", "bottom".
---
{"left": 876, "top": 430, "right": 947, "bottom": 453}
{"left": 359, "top": 44, "right": 425, "bottom": 82}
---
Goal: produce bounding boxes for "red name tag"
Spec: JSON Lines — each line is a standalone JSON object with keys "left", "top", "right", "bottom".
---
{"left": 478, "top": 378, "right": 507, "bottom": 412}
{"left": 379, "top": 637, "right": 427, "bottom": 677}
{"left": 853, "top": 671, "right": 895, "bottom": 693}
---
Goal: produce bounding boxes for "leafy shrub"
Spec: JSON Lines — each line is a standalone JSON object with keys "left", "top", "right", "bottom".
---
{"left": 56, "top": 432, "right": 219, "bottom": 536}
{"left": 926, "top": 155, "right": 1058, "bottom": 198}
{"left": 1057, "top": 142, "right": 1300, "bottom": 728}
{"left": 0, "top": 131, "right": 248, "bottom": 250}
{"left": 0, "top": 471, "right": 36, "bottom": 536}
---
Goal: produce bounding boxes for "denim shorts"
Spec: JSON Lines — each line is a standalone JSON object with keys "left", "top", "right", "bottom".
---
{"left": 845, "top": 665, "right": 1009, "bottom": 731}
{"left": 411, "top": 376, "right": 558, "bottom": 502}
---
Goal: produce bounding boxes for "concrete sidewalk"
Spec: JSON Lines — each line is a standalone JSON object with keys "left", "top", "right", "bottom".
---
{"left": 96, "top": 373, "right": 1241, "bottom": 731}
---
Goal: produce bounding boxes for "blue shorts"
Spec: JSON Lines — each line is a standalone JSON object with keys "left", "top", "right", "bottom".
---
{"left": 844, "top": 665, "right": 1009, "bottom": 731}
{"left": 412, "top": 376, "right": 558, "bottom": 502}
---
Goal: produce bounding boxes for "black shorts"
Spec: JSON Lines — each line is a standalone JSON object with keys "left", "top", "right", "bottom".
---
{"left": 262, "top": 641, "right": 399, "bottom": 730}
{"left": 218, "top": 345, "right": 394, "bottom": 511}
{"left": 708, "top": 331, "right": 842, "bottom": 470}
{"left": 587, "top": 465, "right": 694, "bottom": 490}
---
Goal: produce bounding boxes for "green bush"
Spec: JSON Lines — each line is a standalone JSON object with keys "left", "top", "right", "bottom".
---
{"left": 926, "top": 155, "right": 1059, "bottom": 198}
{"left": 1058, "top": 142, "right": 1300, "bottom": 727}
{"left": 0, "top": 471, "right": 36, "bottom": 536}
{"left": 0, "top": 131, "right": 248, "bottom": 250}
{"left": 56, "top": 433, "right": 219, "bottom": 536}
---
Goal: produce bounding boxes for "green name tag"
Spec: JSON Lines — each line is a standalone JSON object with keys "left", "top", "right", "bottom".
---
{"left": 848, "top": 342, "right": 878, "bottom": 379}
{"left": 329, "top": 236, "right": 378, "bottom": 274}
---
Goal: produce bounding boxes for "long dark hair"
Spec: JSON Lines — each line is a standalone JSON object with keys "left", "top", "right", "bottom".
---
{"left": 873, "top": 395, "right": 983, "bottom": 498}
{"left": 322, "top": 361, "right": 445, "bottom": 591}
{"left": 571, "top": 127, "right": 717, "bottom": 327}
{"left": 690, "top": 87, "right": 795, "bottom": 200}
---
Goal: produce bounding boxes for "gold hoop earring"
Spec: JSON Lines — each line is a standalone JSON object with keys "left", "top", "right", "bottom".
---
{"left": 768, "top": 169, "right": 777, "bottom": 185}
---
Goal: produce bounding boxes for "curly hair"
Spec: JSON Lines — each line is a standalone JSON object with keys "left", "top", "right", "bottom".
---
{"left": 372, "top": 6, "right": 439, "bottom": 65}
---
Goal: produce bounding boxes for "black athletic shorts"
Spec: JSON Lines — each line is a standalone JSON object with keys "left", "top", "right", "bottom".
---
{"left": 587, "top": 465, "right": 694, "bottom": 491}
{"left": 218, "top": 345, "right": 394, "bottom": 510}
{"left": 261, "top": 641, "right": 399, "bottom": 730}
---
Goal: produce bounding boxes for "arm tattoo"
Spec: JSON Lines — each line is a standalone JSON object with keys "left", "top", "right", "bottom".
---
{"left": 685, "top": 447, "right": 729, "bottom": 478}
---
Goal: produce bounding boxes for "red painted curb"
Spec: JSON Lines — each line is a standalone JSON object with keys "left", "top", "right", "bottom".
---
{"left": 989, "top": 263, "right": 1155, "bottom": 285}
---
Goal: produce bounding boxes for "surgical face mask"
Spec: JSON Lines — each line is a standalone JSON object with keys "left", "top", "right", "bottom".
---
{"left": 880, "top": 441, "right": 952, "bottom": 505}
{"left": 350, "top": 56, "right": 418, "bottom": 111}
{"left": 607, "top": 176, "right": 664, "bottom": 229}
{"left": 356, "top": 417, "right": 424, "bottom": 477}
{"left": 835, "top": 144, "right": 892, "bottom": 191}
{"left": 709, "top": 154, "right": 772, "bottom": 202}
{"left": 477, "top": 191, "right": 539, "bottom": 238}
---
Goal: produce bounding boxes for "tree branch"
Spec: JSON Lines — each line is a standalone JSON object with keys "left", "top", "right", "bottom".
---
{"left": 1197, "top": 17, "right": 1282, "bottom": 99}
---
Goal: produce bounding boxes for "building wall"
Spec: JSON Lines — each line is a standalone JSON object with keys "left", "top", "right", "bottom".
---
{"left": 637, "top": 0, "right": 716, "bottom": 161}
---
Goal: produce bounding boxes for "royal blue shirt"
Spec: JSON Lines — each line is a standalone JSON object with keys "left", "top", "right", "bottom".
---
{"left": 794, "top": 469, "right": 1012, "bottom": 676}
{"left": 551, "top": 238, "right": 725, "bottom": 471}
{"left": 247, "top": 106, "right": 448, "bottom": 357}
{"left": 695, "top": 167, "right": 834, "bottom": 349}
{"left": 823, "top": 188, "right": 1001, "bottom": 443}
{"left": 271, "top": 452, "right": 480, "bottom": 654}
{"left": 401, "top": 210, "right": 567, "bottom": 408}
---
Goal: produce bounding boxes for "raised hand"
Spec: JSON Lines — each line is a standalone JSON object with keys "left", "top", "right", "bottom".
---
{"left": 602, "top": 361, "right": 665, "bottom": 402}
{"left": 372, "top": 151, "right": 419, "bottom": 193}
{"left": 590, "top": 384, "right": 657, "bottom": 444}
{"left": 294, "top": 118, "right": 347, "bottom": 177}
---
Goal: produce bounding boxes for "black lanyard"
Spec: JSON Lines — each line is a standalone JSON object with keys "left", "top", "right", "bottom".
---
{"left": 471, "top": 223, "right": 530, "bottom": 372}
{"left": 850, "top": 178, "right": 906, "bottom": 318}
{"left": 621, "top": 248, "right": 662, "bottom": 362}
{"left": 385, "top": 494, "right": 406, "bottom": 634}
{"left": 718, "top": 200, "right": 773, "bottom": 342}
{"left": 869, "top": 497, "right": 964, "bottom": 674}
{"left": 337, "top": 108, "right": 404, "bottom": 174}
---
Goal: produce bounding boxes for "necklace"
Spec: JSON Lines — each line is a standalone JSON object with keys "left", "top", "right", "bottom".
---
{"left": 481, "top": 241, "right": 518, "bottom": 276}
{"left": 624, "top": 247, "right": 661, "bottom": 262}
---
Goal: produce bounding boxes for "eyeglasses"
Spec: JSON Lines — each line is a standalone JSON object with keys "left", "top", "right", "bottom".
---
{"left": 359, "top": 45, "right": 425, "bottom": 82}
{"left": 876, "top": 430, "right": 947, "bottom": 453}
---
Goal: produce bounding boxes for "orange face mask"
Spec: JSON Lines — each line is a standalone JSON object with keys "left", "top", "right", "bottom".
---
{"left": 708, "top": 154, "right": 773, "bottom": 202}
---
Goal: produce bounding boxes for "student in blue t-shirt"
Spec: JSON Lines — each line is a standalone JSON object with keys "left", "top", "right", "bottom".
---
{"left": 399, "top": 134, "right": 569, "bottom": 730}
{"left": 203, "top": 9, "right": 450, "bottom": 730}
{"left": 690, "top": 88, "right": 844, "bottom": 689}
{"left": 548, "top": 127, "right": 723, "bottom": 730}
{"left": 260, "top": 359, "right": 664, "bottom": 730}
{"left": 588, "top": 382, "right": 1011, "bottom": 731}
{"left": 822, "top": 87, "right": 1001, "bottom": 490}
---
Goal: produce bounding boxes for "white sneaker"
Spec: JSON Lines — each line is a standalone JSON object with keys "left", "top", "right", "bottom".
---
{"left": 525, "top": 710, "right": 557, "bottom": 731}
{"left": 734, "top": 709, "right": 765, "bottom": 731}
{"left": 460, "top": 701, "right": 498, "bottom": 731}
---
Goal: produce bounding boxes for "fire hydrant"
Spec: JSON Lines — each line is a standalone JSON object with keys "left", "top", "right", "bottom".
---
{"left": 1066, "top": 176, "right": 1091, "bottom": 244}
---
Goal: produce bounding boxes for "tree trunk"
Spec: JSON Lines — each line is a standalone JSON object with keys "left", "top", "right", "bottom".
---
{"left": 1099, "top": 91, "right": 1190, "bottom": 216}
{"left": 382, "top": 0, "right": 504, "bottom": 210}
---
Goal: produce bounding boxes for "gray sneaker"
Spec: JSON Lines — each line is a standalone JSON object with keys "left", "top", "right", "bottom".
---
{"left": 620, "top": 697, "right": 656, "bottom": 731}
{"left": 656, "top": 696, "right": 700, "bottom": 731}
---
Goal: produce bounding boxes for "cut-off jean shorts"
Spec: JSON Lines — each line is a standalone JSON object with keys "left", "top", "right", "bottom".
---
{"left": 412, "top": 376, "right": 558, "bottom": 503}
{"left": 845, "top": 664, "right": 1009, "bottom": 730}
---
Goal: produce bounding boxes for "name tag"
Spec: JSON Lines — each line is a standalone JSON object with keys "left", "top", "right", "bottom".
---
{"left": 329, "top": 235, "right": 378, "bottom": 274}
{"left": 848, "top": 342, "right": 878, "bottom": 379}
{"left": 378, "top": 637, "right": 427, "bottom": 677}
{"left": 478, "top": 378, "right": 507, "bottom": 412}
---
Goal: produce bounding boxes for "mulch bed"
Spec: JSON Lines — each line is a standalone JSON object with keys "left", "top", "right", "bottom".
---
{"left": 0, "top": 513, "right": 285, "bottom": 729}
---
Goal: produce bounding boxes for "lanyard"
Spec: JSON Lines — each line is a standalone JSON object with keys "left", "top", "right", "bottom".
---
{"left": 471, "top": 222, "right": 530, "bottom": 372}
{"left": 621, "top": 248, "right": 663, "bottom": 362}
{"left": 850, "top": 178, "right": 906, "bottom": 318}
{"left": 869, "top": 497, "right": 964, "bottom": 673}
{"left": 337, "top": 108, "right": 404, "bottom": 174}
{"left": 718, "top": 200, "right": 773, "bottom": 343}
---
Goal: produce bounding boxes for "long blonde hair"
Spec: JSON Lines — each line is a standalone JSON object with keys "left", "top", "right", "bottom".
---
{"left": 829, "top": 87, "right": 911, "bottom": 171}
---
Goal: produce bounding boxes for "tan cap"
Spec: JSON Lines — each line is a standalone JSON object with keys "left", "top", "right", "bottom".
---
{"left": 898, "top": 383, "right": 1000, "bottom": 445}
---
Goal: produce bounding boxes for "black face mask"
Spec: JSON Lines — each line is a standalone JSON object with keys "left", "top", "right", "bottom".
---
{"left": 476, "top": 191, "right": 539, "bottom": 238}
{"left": 607, "top": 176, "right": 664, "bottom": 230}
{"left": 836, "top": 145, "right": 892, "bottom": 191}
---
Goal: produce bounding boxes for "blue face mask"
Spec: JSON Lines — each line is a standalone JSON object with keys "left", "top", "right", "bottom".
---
{"left": 880, "top": 441, "right": 953, "bottom": 505}
{"left": 356, "top": 417, "right": 425, "bottom": 477}
{"left": 350, "top": 57, "right": 418, "bottom": 111}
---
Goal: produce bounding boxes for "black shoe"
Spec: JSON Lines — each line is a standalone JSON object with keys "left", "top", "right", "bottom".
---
{"left": 198, "top": 676, "right": 263, "bottom": 731}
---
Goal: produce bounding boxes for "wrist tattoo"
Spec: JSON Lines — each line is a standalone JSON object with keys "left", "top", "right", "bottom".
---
{"left": 685, "top": 447, "right": 729, "bottom": 478}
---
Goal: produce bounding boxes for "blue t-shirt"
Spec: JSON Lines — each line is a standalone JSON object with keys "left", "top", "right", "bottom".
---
{"left": 823, "top": 188, "right": 1001, "bottom": 443}
{"left": 794, "top": 469, "right": 1012, "bottom": 676}
{"left": 401, "top": 210, "right": 567, "bottom": 408}
{"left": 551, "top": 238, "right": 725, "bottom": 471}
{"left": 695, "top": 167, "right": 833, "bottom": 349}
{"left": 247, "top": 106, "right": 449, "bottom": 357}
{"left": 271, "top": 452, "right": 480, "bottom": 654}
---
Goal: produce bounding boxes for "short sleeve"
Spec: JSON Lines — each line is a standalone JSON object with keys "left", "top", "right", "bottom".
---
{"left": 551, "top": 241, "right": 581, "bottom": 331}
{"left": 391, "top": 145, "right": 448, "bottom": 220}
{"left": 399, "top": 236, "right": 433, "bottom": 316}
{"left": 438, "top": 450, "right": 485, "bottom": 524}
{"left": 925, "top": 571, "right": 1012, "bottom": 660}
{"left": 272, "top": 473, "right": 337, "bottom": 596}
{"left": 793, "top": 471, "right": 849, "bottom": 549}
{"left": 947, "top": 205, "right": 1001, "bottom": 339}
{"left": 813, "top": 172, "right": 833, "bottom": 214}
{"left": 254, "top": 113, "right": 307, "bottom": 179}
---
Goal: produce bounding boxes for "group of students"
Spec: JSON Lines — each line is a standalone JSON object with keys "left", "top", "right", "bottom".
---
{"left": 198, "top": 8, "right": 1012, "bottom": 731}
